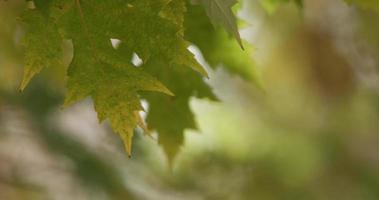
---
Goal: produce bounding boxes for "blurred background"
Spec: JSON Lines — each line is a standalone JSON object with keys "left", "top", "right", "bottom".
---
{"left": 1, "top": 0, "right": 379, "bottom": 199}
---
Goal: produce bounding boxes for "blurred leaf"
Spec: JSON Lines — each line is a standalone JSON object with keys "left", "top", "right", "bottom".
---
{"left": 142, "top": 58, "right": 217, "bottom": 164}
{"left": 185, "top": 5, "right": 262, "bottom": 86}
{"left": 192, "top": 0, "right": 243, "bottom": 48}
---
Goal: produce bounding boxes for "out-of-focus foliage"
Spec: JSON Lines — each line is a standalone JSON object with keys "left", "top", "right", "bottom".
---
{"left": 346, "top": 0, "right": 379, "bottom": 13}
{"left": 185, "top": 4, "right": 261, "bottom": 83}
{"left": 1, "top": 81, "right": 138, "bottom": 199}
{"left": 192, "top": 0, "right": 243, "bottom": 48}
{"left": 259, "top": 0, "right": 303, "bottom": 14}
{"left": 142, "top": 58, "right": 217, "bottom": 163}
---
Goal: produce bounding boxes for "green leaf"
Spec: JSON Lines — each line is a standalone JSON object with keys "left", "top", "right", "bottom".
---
{"left": 142, "top": 58, "right": 217, "bottom": 163}
{"left": 19, "top": 9, "right": 62, "bottom": 91}
{"left": 111, "top": 0, "right": 208, "bottom": 77}
{"left": 51, "top": 0, "right": 174, "bottom": 156}
{"left": 193, "top": 0, "right": 243, "bottom": 49}
{"left": 18, "top": 0, "right": 245, "bottom": 158}
{"left": 64, "top": 40, "right": 173, "bottom": 156}
{"left": 185, "top": 5, "right": 262, "bottom": 86}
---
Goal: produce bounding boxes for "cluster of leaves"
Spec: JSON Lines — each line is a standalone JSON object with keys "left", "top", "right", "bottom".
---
{"left": 18, "top": 0, "right": 377, "bottom": 160}
{"left": 19, "top": 0, "right": 253, "bottom": 160}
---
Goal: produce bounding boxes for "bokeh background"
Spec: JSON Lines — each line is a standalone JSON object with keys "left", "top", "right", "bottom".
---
{"left": 1, "top": 0, "right": 379, "bottom": 199}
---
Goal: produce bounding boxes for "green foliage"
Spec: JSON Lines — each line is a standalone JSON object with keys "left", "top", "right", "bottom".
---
{"left": 185, "top": 4, "right": 261, "bottom": 83}
{"left": 63, "top": 40, "right": 173, "bottom": 156}
{"left": 192, "top": 0, "right": 243, "bottom": 48}
{"left": 2, "top": 0, "right": 379, "bottom": 198}
{"left": 20, "top": 9, "right": 63, "bottom": 91}
{"left": 259, "top": 0, "right": 303, "bottom": 14}
{"left": 18, "top": 0, "right": 246, "bottom": 158}
{"left": 345, "top": 0, "right": 379, "bottom": 13}
{"left": 142, "top": 58, "right": 217, "bottom": 163}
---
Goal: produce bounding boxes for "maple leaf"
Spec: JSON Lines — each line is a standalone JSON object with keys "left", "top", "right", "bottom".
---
{"left": 160, "top": 0, "right": 186, "bottom": 30}
{"left": 19, "top": 9, "right": 62, "bottom": 91}
{"left": 45, "top": 0, "right": 173, "bottom": 155}
{"left": 64, "top": 40, "right": 173, "bottom": 156}
{"left": 141, "top": 58, "right": 217, "bottom": 163}
{"left": 109, "top": 0, "right": 208, "bottom": 77}
{"left": 185, "top": 5, "right": 262, "bottom": 86}
{"left": 17, "top": 0, "right": 244, "bottom": 158}
{"left": 192, "top": 0, "right": 243, "bottom": 49}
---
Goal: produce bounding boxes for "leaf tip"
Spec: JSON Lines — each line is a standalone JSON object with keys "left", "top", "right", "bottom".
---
{"left": 19, "top": 77, "right": 31, "bottom": 92}
{"left": 121, "top": 131, "right": 133, "bottom": 158}
{"left": 165, "top": 88, "right": 175, "bottom": 97}
{"left": 19, "top": 66, "right": 42, "bottom": 92}
{"left": 197, "top": 67, "right": 209, "bottom": 79}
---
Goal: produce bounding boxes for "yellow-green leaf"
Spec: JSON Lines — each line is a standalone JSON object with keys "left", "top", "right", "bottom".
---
{"left": 19, "top": 9, "right": 62, "bottom": 91}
